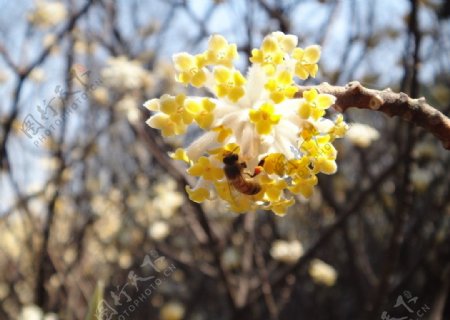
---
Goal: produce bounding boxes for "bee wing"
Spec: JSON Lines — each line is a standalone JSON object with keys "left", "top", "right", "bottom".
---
{"left": 226, "top": 180, "right": 241, "bottom": 206}
{"left": 227, "top": 179, "right": 260, "bottom": 212}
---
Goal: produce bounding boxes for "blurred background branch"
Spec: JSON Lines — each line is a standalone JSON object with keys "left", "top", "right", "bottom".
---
{"left": 0, "top": 0, "right": 449, "bottom": 319}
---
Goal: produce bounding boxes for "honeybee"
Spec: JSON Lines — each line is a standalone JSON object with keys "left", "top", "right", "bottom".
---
{"left": 223, "top": 151, "right": 262, "bottom": 195}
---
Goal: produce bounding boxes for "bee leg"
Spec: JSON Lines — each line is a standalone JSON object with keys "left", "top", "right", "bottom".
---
{"left": 250, "top": 166, "right": 264, "bottom": 177}
{"left": 258, "top": 158, "right": 266, "bottom": 166}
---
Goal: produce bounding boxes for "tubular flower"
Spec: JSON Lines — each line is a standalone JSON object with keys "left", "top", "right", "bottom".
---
{"left": 264, "top": 70, "right": 298, "bottom": 104}
{"left": 186, "top": 186, "right": 210, "bottom": 203}
{"left": 205, "top": 35, "right": 238, "bottom": 67}
{"left": 250, "top": 36, "right": 284, "bottom": 75}
{"left": 292, "top": 45, "right": 321, "bottom": 80}
{"left": 212, "top": 125, "right": 233, "bottom": 143}
{"left": 271, "top": 31, "right": 298, "bottom": 54}
{"left": 249, "top": 102, "right": 281, "bottom": 135}
{"left": 169, "top": 148, "right": 190, "bottom": 163}
{"left": 173, "top": 53, "right": 207, "bottom": 87}
{"left": 187, "top": 156, "right": 224, "bottom": 180}
{"left": 145, "top": 94, "right": 192, "bottom": 136}
{"left": 213, "top": 66, "right": 246, "bottom": 102}
{"left": 144, "top": 32, "right": 348, "bottom": 215}
{"left": 185, "top": 98, "right": 216, "bottom": 129}
{"left": 298, "top": 88, "right": 335, "bottom": 120}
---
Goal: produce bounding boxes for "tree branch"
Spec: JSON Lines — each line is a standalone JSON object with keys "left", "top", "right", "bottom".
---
{"left": 297, "top": 81, "right": 450, "bottom": 150}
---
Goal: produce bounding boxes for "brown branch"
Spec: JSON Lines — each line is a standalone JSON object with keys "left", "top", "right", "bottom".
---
{"left": 297, "top": 81, "right": 450, "bottom": 150}
{"left": 244, "top": 159, "right": 398, "bottom": 309}
{"left": 235, "top": 212, "right": 256, "bottom": 309}
{"left": 136, "top": 123, "right": 238, "bottom": 311}
{"left": 0, "top": 0, "right": 96, "bottom": 170}
{"left": 254, "top": 244, "right": 279, "bottom": 320}
{"left": 257, "top": 0, "right": 289, "bottom": 33}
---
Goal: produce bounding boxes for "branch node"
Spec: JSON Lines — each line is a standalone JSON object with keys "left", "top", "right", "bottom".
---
{"left": 399, "top": 92, "right": 409, "bottom": 103}
{"left": 347, "top": 81, "right": 361, "bottom": 92}
{"left": 369, "top": 95, "right": 384, "bottom": 110}
{"left": 418, "top": 97, "right": 427, "bottom": 106}
{"left": 297, "top": 82, "right": 450, "bottom": 150}
{"left": 409, "top": 102, "right": 419, "bottom": 111}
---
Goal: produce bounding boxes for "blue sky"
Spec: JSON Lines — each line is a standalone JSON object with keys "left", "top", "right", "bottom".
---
{"left": 0, "top": 0, "right": 448, "bottom": 214}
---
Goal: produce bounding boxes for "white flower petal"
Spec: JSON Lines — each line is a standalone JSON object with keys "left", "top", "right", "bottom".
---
{"left": 186, "top": 131, "right": 221, "bottom": 161}
{"left": 242, "top": 64, "right": 268, "bottom": 106}
{"left": 277, "top": 98, "right": 305, "bottom": 128}
{"left": 272, "top": 120, "right": 300, "bottom": 158}
{"left": 211, "top": 100, "right": 242, "bottom": 126}
{"left": 314, "top": 118, "right": 335, "bottom": 133}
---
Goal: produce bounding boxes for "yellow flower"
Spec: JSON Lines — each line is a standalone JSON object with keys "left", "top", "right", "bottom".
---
{"left": 159, "top": 94, "right": 187, "bottom": 114}
{"left": 213, "top": 66, "right": 246, "bottom": 102}
{"left": 169, "top": 148, "right": 190, "bottom": 163}
{"left": 186, "top": 186, "right": 210, "bottom": 203}
{"left": 285, "top": 157, "right": 311, "bottom": 178}
{"left": 146, "top": 94, "right": 192, "bottom": 136}
{"left": 214, "top": 181, "right": 233, "bottom": 203}
{"left": 230, "top": 200, "right": 254, "bottom": 214}
{"left": 250, "top": 36, "right": 284, "bottom": 75}
{"left": 214, "top": 181, "right": 254, "bottom": 213}
{"left": 143, "top": 98, "right": 160, "bottom": 111}
{"left": 301, "top": 136, "right": 331, "bottom": 157}
{"left": 212, "top": 125, "right": 233, "bottom": 143}
{"left": 329, "top": 114, "right": 348, "bottom": 139}
{"left": 145, "top": 114, "right": 179, "bottom": 137}
{"left": 249, "top": 103, "right": 281, "bottom": 135}
{"left": 173, "top": 53, "right": 207, "bottom": 87}
{"left": 272, "top": 31, "right": 298, "bottom": 54}
{"left": 185, "top": 98, "right": 216, "bottom": 129}
{"left": 289, "top": 175, "right": 318, "bottom": 198}
{"left": 292, "top": 45, "right": 321, "bottom": 80}
{"left": 187, "top": 156, "right": 224, "bottom": 180}
{"left": 208, "top": 143, "right": 240, "bottom": 160}
{"left": 269, "top": 198, "right": 295, "bottom": 216}
{"left": 205, "top": 35, "right": 238, "bottom": 67}
{"left": 261, "top": 176, "right": 287, "bottom": 202}
{"left": 298, "top": 89, "right": 335, "bottom": 120}
{"left": 261, "top": 153, "right": 286, "bottom": 176}
{"left": 317, "top": 135, "right": 337, "bottom": 158}
{"left": 314, "top": 158, "right": 337, "bottom": 175}
{"left": 301, "top": 136, "right": 337, "bottom": 175}
{"left": 264, "top": 70, "right": 298, "bottom": 104}
{"left": 144, "top": 32, "right": 348, "bottom": 215}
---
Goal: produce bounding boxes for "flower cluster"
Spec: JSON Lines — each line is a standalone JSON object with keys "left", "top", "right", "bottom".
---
{"left": 27, "top": 0, "right": 67, "bottom": 28}
{"left": 101, "top": 56, "right": 154, "bottom": 92}
{"left": 144, "top": 32, "right": 347, "bottom": 215}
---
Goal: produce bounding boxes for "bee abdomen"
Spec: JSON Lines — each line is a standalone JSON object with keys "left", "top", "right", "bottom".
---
{"left": 233, "top": 177, "right": 261, "bottom": 195}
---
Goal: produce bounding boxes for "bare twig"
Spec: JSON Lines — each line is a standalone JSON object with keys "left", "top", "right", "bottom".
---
{"left": 235, "top": 212, "right": 256, "bottom": 309}
{"left": 366, "top": 1, "right": 421, "bottom": 317}
{"left": 254, "top": 243, "right": 279, "bottom": 320}
{"left": 245, "top": 160, "right": 398, "bottom": 308}
{"left": 297, "top": 81, "right": 450, "bottom": 150}
{"left": 0, "top": 0, "right": 96, "bottom": 170}
{"left": 137, "top": 123, "right": 237, "bottom": 311}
